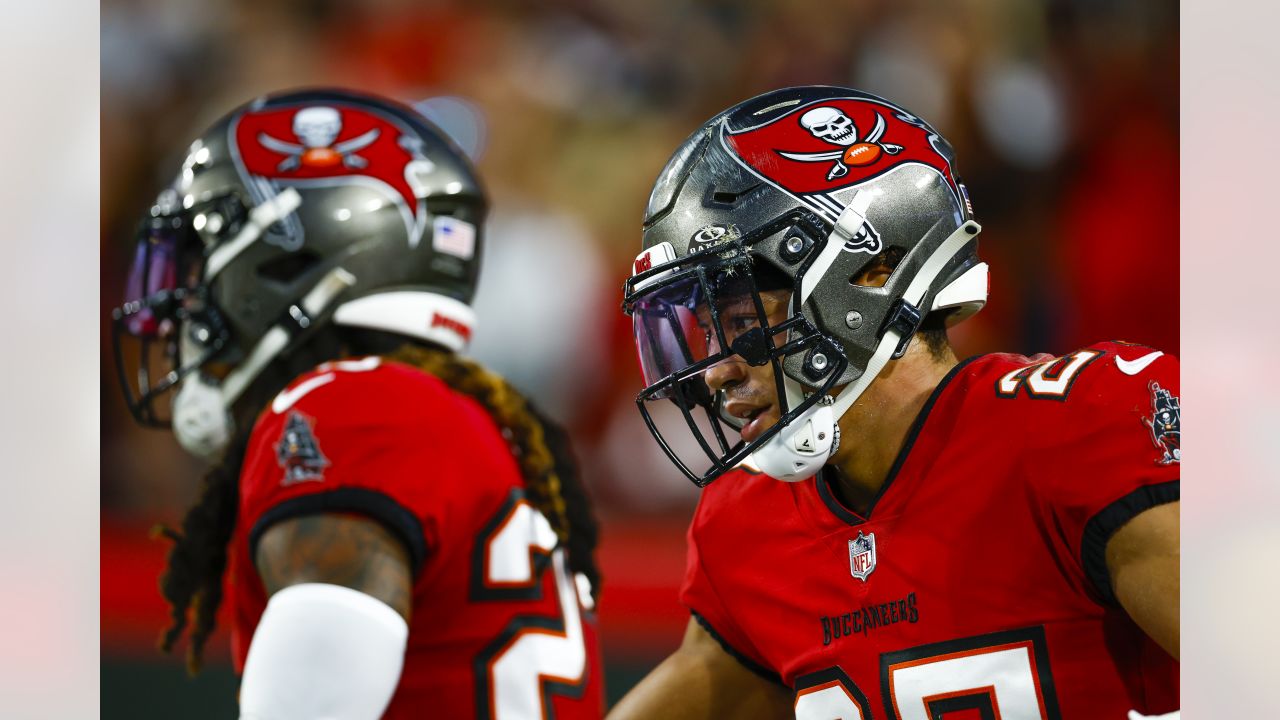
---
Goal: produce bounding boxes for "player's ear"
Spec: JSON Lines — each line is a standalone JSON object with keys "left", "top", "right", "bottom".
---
{"left": 850, "top": 247, "right": 904, "bottom": 289}
{"left": 851, "top": 260, "right": 894, "bottom": 288}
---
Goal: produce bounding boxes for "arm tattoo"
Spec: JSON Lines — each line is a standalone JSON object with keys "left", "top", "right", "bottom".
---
{"left": 255, "top": 513, "right": 414, "bottom": 621}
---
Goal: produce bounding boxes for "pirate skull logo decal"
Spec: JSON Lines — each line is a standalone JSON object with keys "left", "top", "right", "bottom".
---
{"left": 723, "top": 97, "right": 959, "bottom": 216}
{"left": 257, "top": 106, "right": 382, "bottom": 172}
{"left": 801, "top": 106, "right": 856, "bottom": 144}
{"left": 781, "top": 106, "right": 905, "bottom": 181}
{"left": 231, "top": 101, "right": 433, "bottom": 246}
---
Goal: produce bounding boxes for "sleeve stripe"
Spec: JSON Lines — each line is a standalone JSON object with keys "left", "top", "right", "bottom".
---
{"left": 1080, "top": 479, "right": 1179, "bottom": 606}
{"left": 690, "top": 610, "right": 786, "bottom": 687}
{"left": 248, "top": 488, "right": 429, "bottom": 577}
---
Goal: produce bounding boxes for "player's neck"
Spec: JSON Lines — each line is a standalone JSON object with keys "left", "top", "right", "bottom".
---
{"left": 826, "top": 340, "right": 958, "bottom": 515}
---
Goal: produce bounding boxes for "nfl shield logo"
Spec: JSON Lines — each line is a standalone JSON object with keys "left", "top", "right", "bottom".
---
{"left": 848, "top": 531, "right": 877, "bottom": 581}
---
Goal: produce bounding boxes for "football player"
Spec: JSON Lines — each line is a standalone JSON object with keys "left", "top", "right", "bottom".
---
{"left": 610, "top": 86, "right": 1178, "bottom": 719}
{"left": 111, "top": 89, "right": 604, "bottom": 719}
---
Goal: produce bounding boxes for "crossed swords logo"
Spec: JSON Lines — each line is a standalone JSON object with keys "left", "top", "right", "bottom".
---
{"left": 777, "top": 106, "right": 904, "bottom": 181}
{"left": 258, "top": 106, "right": 381, "bottom": 172}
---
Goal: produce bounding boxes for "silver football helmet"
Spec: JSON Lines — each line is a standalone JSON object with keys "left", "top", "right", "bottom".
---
{"left": 112, "top": 88, "right": 487, "bottom": 460}
{"left": 623, "top": 86, "right": 988, "bottom": 485}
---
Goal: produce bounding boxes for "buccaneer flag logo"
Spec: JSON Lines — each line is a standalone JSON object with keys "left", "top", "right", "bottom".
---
{"left": 777, "top": 106, "right": 905, "bottom": 181}
{"left": 723, "top": 97, "right": 959, "bottom": 197}
{"left": 721, "top": 97, "right": 962, "bottom": 243}
{"left": 231, "top": 101, "right": 437, "bottom": 247}
{"left": 256, "top": 106, "right": 381, "bottom": 172}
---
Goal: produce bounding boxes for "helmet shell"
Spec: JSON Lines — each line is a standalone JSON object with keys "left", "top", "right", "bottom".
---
{"left": 642, "top": 86, "right": 979, "bottom": 386}
{"left": 174, "top": 87, "right": 487, "bottom": 352}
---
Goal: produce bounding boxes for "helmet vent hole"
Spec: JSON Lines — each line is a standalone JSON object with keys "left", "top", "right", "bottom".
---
{"left": 704, "top": 183, "right": 762, "bottom": 208}
{"left": 850, "top": 246, "right": 905, "bottom": 288}
{"left": 257, "top": 250, "right": 321, "bottom": 284}
{"left": 426, "top": 199, "right": 480, "bottom": 224}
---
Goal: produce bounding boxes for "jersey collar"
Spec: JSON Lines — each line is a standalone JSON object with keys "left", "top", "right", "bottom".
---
{"left": 807, "top": 355, "right": 985, "bottom": 528}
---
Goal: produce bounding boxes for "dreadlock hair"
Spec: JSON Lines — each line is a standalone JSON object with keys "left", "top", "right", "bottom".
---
{"left": 155, "top": 328, "right": 346, "bottom": 674}
{"left": 153, "top": 428, "right": 244, "bottom": 674}
{"left": 154, "top": 328, "right": 601, "bottom": 674}
{"left": 385, "top": 343, "right": 601, "bottom": 600}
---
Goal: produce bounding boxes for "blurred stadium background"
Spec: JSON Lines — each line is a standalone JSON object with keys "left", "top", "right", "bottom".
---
{"left": 100, "top": 0, "right": 1177, "bottom": 716}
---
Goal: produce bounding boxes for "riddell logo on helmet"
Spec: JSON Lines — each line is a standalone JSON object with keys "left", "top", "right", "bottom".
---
{"left": 724, "top": 98, "right": 960, "bottom": 201}
{"left": 431, "top": 312, "right": 472, "bottom": 342}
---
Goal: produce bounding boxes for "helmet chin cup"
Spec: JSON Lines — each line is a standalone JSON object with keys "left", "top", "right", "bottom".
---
{"left": 172, "top": 374, "right": 235, "bottom": 463}
{"left": 746, "top": 399, "right": 835, "bottom": 482}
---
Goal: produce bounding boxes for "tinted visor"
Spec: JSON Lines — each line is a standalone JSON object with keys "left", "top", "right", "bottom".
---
{"left": 632, "top": 269, "right": 792, "bottom": 393}
{"left": 121, "top": 217, "right": 205, "bottom": 335}
{"left": 632, "top": 276, "right": 711, "bottom": 398}
{"left": 628, "top": 259, "right": 842, "bottom": 485}
{"left": 112, "top": 214, "right": 225, "bottom": 427}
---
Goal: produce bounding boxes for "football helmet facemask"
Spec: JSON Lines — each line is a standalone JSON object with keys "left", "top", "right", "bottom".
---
{"left": 624, "top": 86, "right": 988, "bottom": 486}
{"left": 112, "top": 88, "right": 487, "bottom": 461}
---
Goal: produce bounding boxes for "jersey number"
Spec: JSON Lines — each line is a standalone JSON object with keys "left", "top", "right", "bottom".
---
{"left": 472, "top": 489, "right": 588, "bottom": 720}
{"left": 995, "top": 350, "right": 1099, "bottom": 401}
{"left": 794, "top": 627, "right": 1061, "bottom": 720}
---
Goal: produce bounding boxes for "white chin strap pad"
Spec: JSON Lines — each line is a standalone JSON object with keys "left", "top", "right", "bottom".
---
{"left": 238, "top": 583, "right": 408, "bottom": 720}
{"left": 171, "top": 374, "right": 234, "bottom": 462}
{"left": 172, "top": 266, "right": 358, "bottom": 463}
{"left": 746, "top": 400, "right": 835, "bottom": 482}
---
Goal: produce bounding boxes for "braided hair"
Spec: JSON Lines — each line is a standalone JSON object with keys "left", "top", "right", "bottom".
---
{"left": 154, "top": 332, "right": 601, "bottom": 673}
{"left": 386, "top": 344, "right": 601, "bottom": 597}
{"left": 153, "top": 430, "right": 247, "bottom": 674}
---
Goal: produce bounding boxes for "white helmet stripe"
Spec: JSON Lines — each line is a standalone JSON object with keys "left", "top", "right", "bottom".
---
{"left": 799, "top": 190, "right": 875, "bottom": 305}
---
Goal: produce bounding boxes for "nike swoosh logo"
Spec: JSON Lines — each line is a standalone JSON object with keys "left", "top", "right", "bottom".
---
{"left": 1116, "top": 351, "right": 1164, "bottom": 376}
{"left": 272, "top": 373, "right": 336, "bottom": 413}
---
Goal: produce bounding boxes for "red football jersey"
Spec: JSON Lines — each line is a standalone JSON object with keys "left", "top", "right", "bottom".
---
{"left": 228, "top": 357, "right": 604, "bottom": 719}
{"left": 681, "top": 342, "right": 1179, "bottom": 719}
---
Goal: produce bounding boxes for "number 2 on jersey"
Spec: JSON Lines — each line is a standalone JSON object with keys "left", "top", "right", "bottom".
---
{"left": 472, "top": 489, "right": 588, "bottom": 720}
{"left": 995, "top": 350, "right": 1099, "bottom": 401}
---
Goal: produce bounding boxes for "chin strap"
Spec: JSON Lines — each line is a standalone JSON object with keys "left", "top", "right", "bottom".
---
{"left": 745, "top": 215, "right": 981, "bottom": 482}
{"left": 204, "top": 188, "right": 302, "bottom": 281}
{"left": 174, "top": 186, "right": 310, "bottom": 460}
{"left": 799, "top": 190, "right": 874, "bottom": 304}
{"left": 828, "top": 219, "right": 981, "bottom": 420}
{"left": 172, "top": 265, "right": 356, "bottom": 462}
{"left": 219, "top": 266, "right": 356, "bottom": 404}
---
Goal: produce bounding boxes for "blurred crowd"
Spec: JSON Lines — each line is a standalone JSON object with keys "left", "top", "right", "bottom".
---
{"left": 101, "top": 0, "right": 1178, "bottom": 544}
